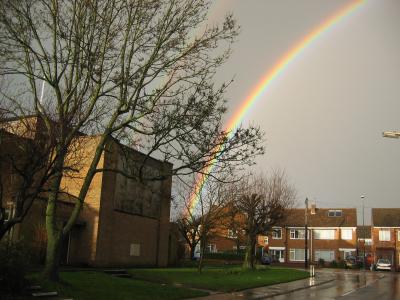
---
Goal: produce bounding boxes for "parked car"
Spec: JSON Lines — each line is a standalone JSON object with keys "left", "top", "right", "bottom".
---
{"left": 375, "top": 259, "right": 391, "bottom": 271}
{"left": 261, "top": 255, "right": 271, "bottom": 265}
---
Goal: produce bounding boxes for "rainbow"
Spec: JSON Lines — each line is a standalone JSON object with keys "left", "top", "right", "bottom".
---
{"left": 186, "top": 0, "right": 365, "bottom": 215}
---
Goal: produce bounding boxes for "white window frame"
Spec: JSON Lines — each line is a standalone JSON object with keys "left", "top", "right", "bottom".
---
{"left": 379, "top": 229, "right": 391, "bottom": 241}
{"left": 227, "top": 229, "right": 237, "bottom": 238}
{"left": 328, "top": 210, "right": 342, "bottom": 217}
{"left": 263, "top": 236, "right": 269, "bottom": 245}
{"left": 272, "top": 227, "right": 282, "bottom": 239}
{"left": 314, "top": 250, "right": 335, "bottom": 262}
{"left": 289, "top": 248, "right": 308, "bottom": 262}
{"left": 314, "top": 229, "right": 335, "bottom": 240}
{"left": 290, "top": 229, "right": 305, "bottom": 239}
{"left": 341, "top": 229, "right": 352, "bottom": 240}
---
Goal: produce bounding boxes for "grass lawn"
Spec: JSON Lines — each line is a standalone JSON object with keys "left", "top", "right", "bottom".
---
{"left": 129, "top": 266, "right": 309, "bottom": 292}
{"left": 27, "top": 271, "right": 208, "bottom": 300}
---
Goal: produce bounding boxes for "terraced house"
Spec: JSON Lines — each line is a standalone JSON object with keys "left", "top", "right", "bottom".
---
{"left": 371, "top": 208, "right": 400, "bottom": 270}
{"left": 263, "top": 206, "right": 358, "bottom": 264}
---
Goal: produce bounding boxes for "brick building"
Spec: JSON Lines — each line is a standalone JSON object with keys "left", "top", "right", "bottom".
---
{"left": 1, "top": 116, "right": 172, "bottom": 267}
{"left": 371, "top": 208, "right": 400, "bottom": 270}
{"left": 210, "top": 206, "right": 357, "bottom": 264}
{"left": 262, "top": 207, "right": 357, "bottom": 264}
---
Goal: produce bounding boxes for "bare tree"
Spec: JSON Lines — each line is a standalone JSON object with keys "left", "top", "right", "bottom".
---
{"left": 234, "top": 171, "right": 296, "bottom": 269}
{"left": 0, "top": 117, "right": 57, "bottom": 240}
{"left": 0, "top": 0, "right": 264, "bottom": 280}
{"left": 176, "top": 177, "right": 232, "bottom": 273}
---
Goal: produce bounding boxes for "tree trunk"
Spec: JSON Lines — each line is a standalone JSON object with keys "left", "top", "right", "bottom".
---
{"left": 43, "top": 154, "right": 64, "bottom": 281}
{"left": 243, "top": 235, "right": 256, "bottom": 270}
{"left": 42, "top": 231, "right": 63, "bottom": 281}
{"left": 197, "top": 238, "right": 207, "bottom": 274}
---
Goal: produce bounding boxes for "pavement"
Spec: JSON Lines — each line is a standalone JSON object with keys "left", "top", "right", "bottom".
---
{"left": 188, "top": 272, "right": 335, "bottom": 300}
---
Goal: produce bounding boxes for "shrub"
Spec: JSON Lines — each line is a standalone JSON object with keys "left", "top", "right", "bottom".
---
{"left": 0, "top": 240, "right": 31, "bottom": 293}
{"left": 338, "top": 260, "right": 346, "bottom": 268}
{"left": 317, "top": 258, "right": 325, "bottom": 267}
{"left": 329, "top": 260, "right": 338, "bottom": 268}
{"left": 204, "top": 251, "right": 245, "bottom": 261}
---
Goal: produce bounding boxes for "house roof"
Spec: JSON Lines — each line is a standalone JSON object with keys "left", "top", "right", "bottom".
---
{"left": 279, "top": 208, "right": 357, "bottom": 227}
{"left": 372, "top": 208, "right": 400, "bottom": 227}
{"left": 357, "top": 226, "right": 371, "bottom": 239}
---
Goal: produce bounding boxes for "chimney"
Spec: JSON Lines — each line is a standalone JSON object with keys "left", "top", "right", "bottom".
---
{"left": 311, "top": 204, "right": 316, "bottom": 215}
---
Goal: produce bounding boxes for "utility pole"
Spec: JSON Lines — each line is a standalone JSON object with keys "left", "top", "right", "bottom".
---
{"left": 305, "top": 197, "right": 309, "bottom": 269}
{"left": 361, "top": 195, "right": 365, "bottom": 269}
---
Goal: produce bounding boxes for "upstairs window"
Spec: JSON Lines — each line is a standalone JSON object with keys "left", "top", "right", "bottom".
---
{"left": 314, "top": 229, "right": 335, "bottom": 240}
{"left": 227, "top": 229, "right": 237, "bottom": 238}
{"left": 341, "top": 229, "right": 352, "bottom": 240}
{"left": 328, "top": 210, "right": 342, "bottom": 217}
{"left": 272, "top": 228, "right": 282, "bottom": 239}
{"left": 379, "top": 229, "right": 390, "bottom": 241}
{"left": 290, "top": 229, "right": 305, "bottom": 239}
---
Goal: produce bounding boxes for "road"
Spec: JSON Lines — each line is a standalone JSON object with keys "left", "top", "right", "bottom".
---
{"left": 270, "top": 270, "right": 400, "bottom": 300}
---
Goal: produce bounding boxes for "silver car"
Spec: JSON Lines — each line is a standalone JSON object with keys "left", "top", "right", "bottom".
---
{"left": 375, "top": 258, "right": 391, "bottom": 271}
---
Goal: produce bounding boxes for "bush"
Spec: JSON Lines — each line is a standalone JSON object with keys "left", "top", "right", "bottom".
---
{"left": 338, "top": 260, "right": 346, "bottom": 268}
{"left": 0, "top": 241, "right": 31, "bottom": 293}
{"left": 317, "top": 258, "right": 325, "bottom": 267}
{"left": 204, "top": 251, "right": 245, "bottom": 261}
{"left": 329, "top": 260, "right": 338, "bottom": 268}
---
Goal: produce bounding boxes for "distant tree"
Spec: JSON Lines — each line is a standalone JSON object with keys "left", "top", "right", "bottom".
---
{"left": 222, "top": 200, "right": 246, "bottom": 254}
{"left": 175, "top": 177, "right": 230, "bottom": 273}
{"left": 176, "top": 212, "right": 201, "bottom": 261}
{"left": 0, "top": 0, "right": 264, "bottom": 280}
{"left": 235, "top": 171, "right": 296, "bottom": 269}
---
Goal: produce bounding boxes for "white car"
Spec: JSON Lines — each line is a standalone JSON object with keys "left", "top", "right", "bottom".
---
{"left": 375, "top": 259, "right": 392, "bottom": 271}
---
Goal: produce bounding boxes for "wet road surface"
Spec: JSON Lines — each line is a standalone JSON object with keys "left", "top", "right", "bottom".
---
{"left": 271, "top": 270, "right": 400, "bottom": 300}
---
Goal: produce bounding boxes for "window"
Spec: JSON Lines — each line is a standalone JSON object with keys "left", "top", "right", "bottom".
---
{"left": 272, "top": 228, "right": 282, "bottom": 239}
{"left": 3, "top": 208, "right": 11, "bottom": 221}
{"left": 328, "top": 210, "right": 342, "bottom": 217}
{"left": 397, "top": 231, "right": 400, "bottom": 241}
{"left": 341, "top": 229, "right": 352, "bottom": 240}
{"left": 379, "top": 229, "right": 390, "bottom": 241}
{"left": 314, "top": 229, "right": 335, "bottom": 240}
{"left": 315, "top": 250, "right": 335, "bottom": 262}
{"left": 364, "top": 239, "right": 372, "bottom": 246}
{"left": 130, "top": 243, "right": 140, "bottom": 256}
{"left": 290, "top": 229, "right": 305, "bottom": 239}
{"left": 207, "top": 244, "right": 217, "bottom": 253}
{"left": 289, "top": 249, "right": 307, "bottom": 262}
{"left": 263, "top": 236, "right": 269, "bottom": 245}
{"left": 227, "top": 229, "right": 237, "bottom": 238}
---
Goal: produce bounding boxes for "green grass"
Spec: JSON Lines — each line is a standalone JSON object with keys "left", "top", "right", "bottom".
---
{"left": 129, "top": 266, "right": 309, "bottom": 292}
{"left": 28, "top": 271, "right": 208, "bottom": 300}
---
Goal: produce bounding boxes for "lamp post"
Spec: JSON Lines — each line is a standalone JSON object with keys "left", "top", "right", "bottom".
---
{"left": 305, "top": 198, "right": 309, "bottom": 269}
{"left": 361, "top": 195, "right": 365, "bottom": 269}
{"left": 382, "top": 131, "right": 399, "bottom": 270}
{"left": 382, "top": 131, "right": 400, "bottom": 138}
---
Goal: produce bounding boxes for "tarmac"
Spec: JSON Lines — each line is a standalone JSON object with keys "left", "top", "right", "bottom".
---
{"left": 187, "top": 272, "right": 335, "bottom": 300}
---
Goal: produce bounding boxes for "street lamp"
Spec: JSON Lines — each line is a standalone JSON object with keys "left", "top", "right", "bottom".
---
{"left": 361, "top": 195, "right": 365, "bottom": 269}
{"left": 304, "top": 198, "right": 308, "bottom": 269}
{"left": 382, "top": 131, "right": 400, "bottom": 139}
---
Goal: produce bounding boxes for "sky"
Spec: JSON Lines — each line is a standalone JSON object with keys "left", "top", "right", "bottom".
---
{"left": 206, "top": 0, "right": 400, "bottom": 224}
